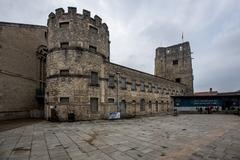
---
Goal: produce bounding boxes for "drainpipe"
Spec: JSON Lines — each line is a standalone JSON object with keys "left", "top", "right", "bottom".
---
{"left": 116, "top": 72, "right": 120, "bottom": 112}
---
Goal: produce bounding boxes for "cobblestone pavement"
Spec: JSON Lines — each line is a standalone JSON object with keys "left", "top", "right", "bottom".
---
{"left": 0, "top": 114, "right": 240, "bottom": 160}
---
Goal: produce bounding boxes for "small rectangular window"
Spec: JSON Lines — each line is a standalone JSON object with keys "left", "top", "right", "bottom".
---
{"left": 89, "top": 26, "right": 98, "bottom": 34}
{"left": 90, "top": 71, "right": 98, "bottom": 86}
{"left": 176, "top": 78, "right": 181, "bottom": 83}
{"left": 173, "top": 60, "right": 178, "bottom": 65}
{"left": 60, "top": 97, "right": 69, "bottom": 104}
{"left": 131, "top": 80, "right": 136, "bottom": 91}
{"left": 120, "top": 77, "right": 126, "bottom": 89}
{"left": 89, "top": 45, "right": 97, "bottom": 53}
{"left": 60, "top": 70, "right": 69, "bottom": 76}
{"left": 90, "top": 97, "right": 98, "bottom": 112}
{"left": 60, "top": 42, "right": 69, "bottom": 49}
{"left": 108, "top": 75, "right": 115, "bottom": 88}
{"left": 108, "top": 98, "right": 114, "bottom": 103}
{"left": 59, "top": 22, "right": 69, "bottom": 28}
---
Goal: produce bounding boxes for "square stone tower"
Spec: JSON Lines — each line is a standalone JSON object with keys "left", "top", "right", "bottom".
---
{"left": 154, "top": 42, "right": 193, "bottom": 95}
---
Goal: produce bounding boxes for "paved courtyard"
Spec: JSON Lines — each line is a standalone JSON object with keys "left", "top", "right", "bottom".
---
{"left": 0, "top": 114, "right": 240, "bottom": 160}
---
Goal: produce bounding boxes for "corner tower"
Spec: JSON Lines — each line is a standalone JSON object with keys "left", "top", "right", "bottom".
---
{"left": 154, "top": 42, "right": 193, "bottom": 95}
{"left": 45, "top": 7, "right": 110, "bottom": 121}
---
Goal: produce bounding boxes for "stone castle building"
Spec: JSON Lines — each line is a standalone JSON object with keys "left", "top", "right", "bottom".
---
{"left": 0, "top": 7, "right": 193, "bottom": 121}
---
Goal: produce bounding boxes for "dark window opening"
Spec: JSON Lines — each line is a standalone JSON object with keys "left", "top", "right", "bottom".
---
{"left": 59, "top": 22, "right": 69, "bottom": 28}
{"left": 60, "top": 70, "right": 69, "bottom": 76}
{"left": 140, "top": 99, "right": 145, "bottom": 111}
{"left": 89, "top": 26, "right": 98, "bottom": 34}
{"left": 149, "top": 101, "right": 152, "bottom": 109}
{"left": 175, "top": 78, "right": 181, "bottom": 83}
{"left": 60, "top": 97, "right": 69, "bottom": 104}
{"left": 108, "top": 98, "right": 114, "bottom": 103}
{"left": 90, "top": 71, "right": 99, "bottom": 86}
{"left": 89, "top": 45, "right": 97, "bottom": 53}
{"left": 173, "top": 60, "right": 178, "bottom": 65}
{"left": 60, "top": 42, "right": 69, "bottom": 49}
{"left": 108, "top": 75, "right": 115, "bottom": 88}
{"left": 90, "top": 97, "right": 98, "bottom": 112}
{"left": 156, "top": 101, "right": 159, "bottom": 112}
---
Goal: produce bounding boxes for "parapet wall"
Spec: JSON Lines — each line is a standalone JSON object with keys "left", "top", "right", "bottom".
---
{"left": 47, "top": 7, "right": 110, "bottom": 60}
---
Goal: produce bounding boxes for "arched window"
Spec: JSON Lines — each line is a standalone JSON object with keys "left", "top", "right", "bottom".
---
{"left": 140, "top": 99, "right": 145, "bottom": 111}
{"left": 149, "top": 101, "right": 152, "bottom": 109}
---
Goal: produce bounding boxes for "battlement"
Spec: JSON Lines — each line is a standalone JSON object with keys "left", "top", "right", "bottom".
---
{"left": 48, "top": 7, "right": 108, "bottom": 31}
{"left": 156, "top": 41, "right": 190, "bottom": 55}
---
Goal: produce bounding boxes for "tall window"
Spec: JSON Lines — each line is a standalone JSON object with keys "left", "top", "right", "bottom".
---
{"left": 148, "top": 83, "right": 152, "bottom": 92}
{"left": 140, "top": 99, "right": 145, "bottom": 111}
{"left": 131, "top": 80, "right": 136, "bottom": 91}
{"left": 156, "top": 101, "right": 158, "bottom": 112}
{"left": 140, "top": 82, "right": 145, "bottom": 92}
{"left": 90, "top": 71, "right": 98, "bottom": 86}
{"left": 90, "top": 97, "right": 98, "bottom": 112}
{"left": 149, "top": 101, "right": 152, "bottom": 109}
{"left": 120, "top": 77, "right": 126, "bottom": 89}
{"left": 108, "top": 75, "right": 115, "bottom": 88}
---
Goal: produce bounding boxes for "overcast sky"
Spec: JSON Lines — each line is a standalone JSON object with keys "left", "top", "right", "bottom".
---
{"left": 0, "top": 0, "right": 239, "bottom": 92}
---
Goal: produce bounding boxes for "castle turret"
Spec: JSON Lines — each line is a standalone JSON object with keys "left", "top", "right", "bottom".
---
{"left": 154, "top": 42, "right": 193, "bottom": 95}
{"left": 45, "top": 7, "right": 110, "bottom": 121}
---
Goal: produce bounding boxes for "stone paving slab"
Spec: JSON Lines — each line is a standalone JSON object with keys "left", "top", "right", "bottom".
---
{"left": 0, "top": 114, "right": 240, "bottom": 160}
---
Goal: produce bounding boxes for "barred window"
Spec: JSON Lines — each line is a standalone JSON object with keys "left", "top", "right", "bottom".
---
{"left": 120, "top": 77, "right": 126, "bottom": 89}
{"left": 108, "top": 75, "right": 115, "bottom": 87}
{"left": 173, "top": 60, "right": 178, "bottom": 65}
{"left": 90, "top": 71, "right": 98, "bottom": 85}
{"left": 90, "top": 97, "right": 98, "bottom": 112}
{"left": 60, "top": 70, "right": 69, "bottom": 76}
{"left": 140, "top": 99, "right": 145, "bottom": 111}
{"left": 156, "top": 101, "right": 159, "bottom": 112}
{"left": 131, "top": 80, "right": 136, "bottom": 91}
{"left": 108, "top": 98, "right": 114, "bottom": 103}
{"left": 60, "top": 42, "right": 69, "bottom": 49}
{"left": 140, "top": 82, "right": 145, "bottom": 92}
{"left": 60, "top": 97, "right": 69, "bottom": 104}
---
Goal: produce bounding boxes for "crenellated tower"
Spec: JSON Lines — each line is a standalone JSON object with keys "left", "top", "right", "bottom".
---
{"left": 154, "top": 42, "right": 194, "bottom": 95}
{"left": 45, "top": 7, "right": 110, "bottom": 121}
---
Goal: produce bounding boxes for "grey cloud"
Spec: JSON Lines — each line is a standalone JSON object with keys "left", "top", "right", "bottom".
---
{"left": 0, "top": 0, "right": 239, "bottom": 92}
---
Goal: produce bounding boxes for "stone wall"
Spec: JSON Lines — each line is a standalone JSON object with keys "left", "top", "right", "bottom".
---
{"left": 155, "top": 42, "right": 194, "bottom": 94}
{"left": 45, "top": 7, "right": 189, "bottom": 121}
{"left": 0, "top": 22, "right": 47, "bottom": 120}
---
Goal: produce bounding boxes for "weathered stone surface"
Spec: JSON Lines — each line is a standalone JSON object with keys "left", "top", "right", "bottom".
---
{"left": 45, "top": 7, "right": 190, "bottom": 121}
{"left": 0, "top": 114, "right": 240, "bottom": 160}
